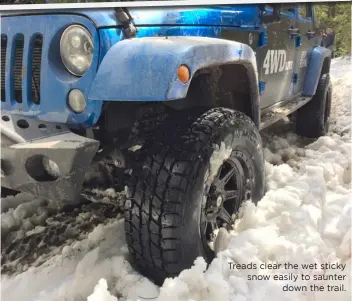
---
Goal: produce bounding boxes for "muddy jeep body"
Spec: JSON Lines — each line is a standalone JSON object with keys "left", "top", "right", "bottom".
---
{"left": 1, "top": 4, "right": 332, "bottom": 284}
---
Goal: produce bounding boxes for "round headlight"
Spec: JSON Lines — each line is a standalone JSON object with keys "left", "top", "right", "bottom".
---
{"left": 60, "top": 25, "right": 94, "bottom": 76}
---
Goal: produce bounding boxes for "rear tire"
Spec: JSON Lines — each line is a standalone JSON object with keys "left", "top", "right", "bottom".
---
{"left": 124, "top": 108, "right": 265, "bottom": 285}
{"left": 296, "top": 73, "right": 332, "bottom": 138}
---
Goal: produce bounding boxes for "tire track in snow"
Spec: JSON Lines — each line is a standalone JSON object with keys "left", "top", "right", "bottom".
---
{"left": 1, "top": 191, "right": 124, "bottom": 275}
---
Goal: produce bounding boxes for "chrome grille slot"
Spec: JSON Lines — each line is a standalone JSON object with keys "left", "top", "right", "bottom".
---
{"left": 31, "top": 34, "right": 43, "bottom": 105}
{"left": 1, "top": 34, "right": 7, "bottom": 102}
{"left": 1, "top": 33, "right": 43, "bottom": 106}
{"left": 14, "top": 34, "right": 24, "bottom": 103}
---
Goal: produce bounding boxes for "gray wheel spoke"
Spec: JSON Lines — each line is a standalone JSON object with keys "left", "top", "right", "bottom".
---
{"left": 203, "top": 221, "right": 208, "bottom": 235}
{"left": 215, "top": 165, "right": 223, "bottom": 180}
{"left": 210, "top": 221, "right": 218, "bottom": 232}
{"left": 224, "top": 190, "right": 238, "bottom": 201}
{"left": 221, "top": 165, "right": 236, "bottom": 184}
{"left": 204, "top": 220, "right": 218, "bottom": 236}
{"left": 218, "top": 207, "right": 232, "bottom": 224}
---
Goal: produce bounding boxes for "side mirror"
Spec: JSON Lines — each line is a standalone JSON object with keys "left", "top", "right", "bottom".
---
{"left": 261, "top": 5, "right": 281, "bottom": 23}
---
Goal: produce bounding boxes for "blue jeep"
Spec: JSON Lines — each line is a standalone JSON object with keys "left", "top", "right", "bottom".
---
{"left": 0, "top": 4, "right": 332, "bottom": 284}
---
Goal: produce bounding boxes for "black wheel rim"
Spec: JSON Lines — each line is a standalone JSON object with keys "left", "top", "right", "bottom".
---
{"left": 200, "top": 150, "right": 254, "bottom": 252}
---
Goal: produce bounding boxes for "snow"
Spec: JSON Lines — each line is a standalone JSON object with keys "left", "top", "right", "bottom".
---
{"left": 1, "top": 57, "right": 351, "bottom": 301}
{"left": 87, "top": 279, "right": 118, "bottom": 301}
{"left": 206, "top": 142, "right": 233, "bottom": 187}
{"left": 1, "top": 194, "right": 62, "bottom": 237}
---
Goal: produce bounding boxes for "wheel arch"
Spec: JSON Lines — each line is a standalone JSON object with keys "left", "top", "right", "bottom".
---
{"left": 89, "top": 36, "right": 259, "bottom": 126}
{"left": 303, "top": 46, "right": 332, "bottom": 96}
{"left": 166, "top": 62, "right": 260, "bottom": 127}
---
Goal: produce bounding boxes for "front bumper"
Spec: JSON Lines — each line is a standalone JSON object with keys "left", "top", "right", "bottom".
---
{"left": 1, "top": 112, "right": 99, "bottom": 202}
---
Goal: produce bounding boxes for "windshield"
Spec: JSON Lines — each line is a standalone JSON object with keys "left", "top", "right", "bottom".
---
{"left": 2, "top": 0, "right": 176, "bottom": 3}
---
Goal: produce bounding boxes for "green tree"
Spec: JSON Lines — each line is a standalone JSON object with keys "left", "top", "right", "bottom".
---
{"left": 315, "top": 3, "right": 351, "bottom": 56}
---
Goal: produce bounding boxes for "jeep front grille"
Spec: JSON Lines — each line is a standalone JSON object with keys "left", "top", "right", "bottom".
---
{"left": 1, "top": 33, "right": 43, "bottom": 104}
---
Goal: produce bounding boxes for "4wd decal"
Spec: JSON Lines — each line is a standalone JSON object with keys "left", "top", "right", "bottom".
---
{"left": 300, "top": 51, "right": 308, "bottom": 68}
{"left": 263, "top": 50, "right": 293, "bottom": 75}
{"left": 262, "top": 50, "right": 309, "bottom": 75}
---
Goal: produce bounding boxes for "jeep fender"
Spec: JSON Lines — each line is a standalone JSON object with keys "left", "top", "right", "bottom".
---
{"left": 303, "top": 46, "right": 331, "bottom": 96}
{"left": 89, "top": 36, "right": 259, "bottom": 124}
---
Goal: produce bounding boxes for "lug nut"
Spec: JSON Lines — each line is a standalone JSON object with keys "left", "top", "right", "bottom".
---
{"left": 216, "top": 196, "right": 223, "bottom": 207}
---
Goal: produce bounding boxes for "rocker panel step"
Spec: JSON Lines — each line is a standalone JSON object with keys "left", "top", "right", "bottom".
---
{"left": 259, "top": 96, "right": 312, "bottom": 130}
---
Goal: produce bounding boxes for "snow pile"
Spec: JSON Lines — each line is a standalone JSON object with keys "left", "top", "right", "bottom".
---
{"left": 1, "top": 57, "right": 351, "bottom": 301}
{"left": 1, "top": 218, "right": 158, "bottom": 301}
{"left": 1, "top": 194, "right": 62, "bottom": 237}
{"left": 262, "top": 131, "right": 307, "bottom": 168}
{"left": 87, "top": 279, "right": 118, "bottom": 301}
{"left": 1, "top": 192, "right": 36, "bottom": 213}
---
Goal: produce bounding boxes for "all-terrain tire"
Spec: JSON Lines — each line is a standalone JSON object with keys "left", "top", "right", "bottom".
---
{"left": 296, "top": 73, "right": 332, "bottom": 138}
{"left": 124, "top": 108, "right": 265, "bottom": 285}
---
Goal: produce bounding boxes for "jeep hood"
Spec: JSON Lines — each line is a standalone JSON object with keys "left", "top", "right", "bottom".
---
{"left": 1, "top": 6, "right": 261, "bottom": 28}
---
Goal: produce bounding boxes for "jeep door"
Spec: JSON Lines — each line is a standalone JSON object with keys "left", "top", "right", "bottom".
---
{"left": 293, "top": 4, "right": 316, "bottom": 95}
{"left": 259, "top": 4, "right": 297, "bottom": 109}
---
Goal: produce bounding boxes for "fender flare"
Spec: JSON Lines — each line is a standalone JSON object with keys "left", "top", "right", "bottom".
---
{"left": 303, "top": 46, "right": 331, "bottom": 96}
{"left": 88, "top": 36, "right": 259, "bottom": 116}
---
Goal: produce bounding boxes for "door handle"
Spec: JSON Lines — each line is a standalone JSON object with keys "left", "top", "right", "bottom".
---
{"left": 306, "top": 30, "right": 315, "bottom": 39}
{"left": 288, "top": 27, "right": 300, "bottom": 37}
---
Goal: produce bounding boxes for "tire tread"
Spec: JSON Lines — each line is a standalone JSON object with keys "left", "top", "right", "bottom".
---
{"left": 124, "top": 108, "right": 261, "bottom": 284}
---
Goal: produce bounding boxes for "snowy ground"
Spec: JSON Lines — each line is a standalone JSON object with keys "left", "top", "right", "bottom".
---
{"left": 1, "top": 57, "right": 351, "bottom": 301}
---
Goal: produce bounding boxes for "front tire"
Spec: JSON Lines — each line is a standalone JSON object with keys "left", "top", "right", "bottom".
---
{"left": 124, "top": 108, "right": 265, "bottom": 285}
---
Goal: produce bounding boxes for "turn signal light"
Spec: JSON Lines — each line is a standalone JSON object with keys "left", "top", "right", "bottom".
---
{"left": 177, "top": 65, "right": 190, "bottom": 83}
